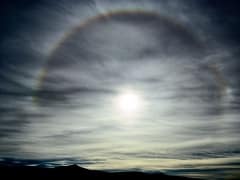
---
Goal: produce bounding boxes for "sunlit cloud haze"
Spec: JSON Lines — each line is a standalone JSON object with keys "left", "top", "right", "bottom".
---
{"left": 0, "top": 0, "right": 240, "bottom": 179}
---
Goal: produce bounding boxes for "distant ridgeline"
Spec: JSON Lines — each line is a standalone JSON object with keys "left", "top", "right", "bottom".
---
{"left": 0, "top": 164, "right": 200, "bottom": 179}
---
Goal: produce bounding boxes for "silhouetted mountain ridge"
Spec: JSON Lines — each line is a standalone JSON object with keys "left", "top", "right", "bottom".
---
{"left": 0, "top": 164, "right": 202, "bottom": 179}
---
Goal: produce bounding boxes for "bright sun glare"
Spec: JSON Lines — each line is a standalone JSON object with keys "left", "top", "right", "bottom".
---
{"left": 116, "top": 91, "right": 142, "bottom": 115}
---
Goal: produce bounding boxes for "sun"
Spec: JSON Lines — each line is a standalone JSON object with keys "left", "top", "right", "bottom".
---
{"left": 116, "top": 90, "right": 142, "bottom": 115}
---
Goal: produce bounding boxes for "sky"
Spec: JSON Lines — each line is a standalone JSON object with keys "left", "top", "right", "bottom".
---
{"left": 0, "top": 0, "right": 240, "bottom": 179}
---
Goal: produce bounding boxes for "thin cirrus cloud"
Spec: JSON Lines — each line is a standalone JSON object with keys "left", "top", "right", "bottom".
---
{"left": 0, "top": 0, "right": 240, "bottom": 179}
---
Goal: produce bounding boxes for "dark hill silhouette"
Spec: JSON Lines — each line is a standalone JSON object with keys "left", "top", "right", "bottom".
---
{"left": 0, "top": 164, "right": 202, "bottom": 179}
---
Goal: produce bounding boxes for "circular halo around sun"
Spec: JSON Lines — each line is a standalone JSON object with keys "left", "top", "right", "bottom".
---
{"left": 34, "top": 10, "right": 219, "bottom": 124}
{"left": 35, "top": 10, "right": 204, "bottom": 107}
